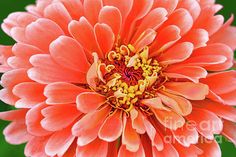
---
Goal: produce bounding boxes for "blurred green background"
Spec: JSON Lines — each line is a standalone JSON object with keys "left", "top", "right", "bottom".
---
{"left": 0, "top": 0, "right": 236, "bottom": 157}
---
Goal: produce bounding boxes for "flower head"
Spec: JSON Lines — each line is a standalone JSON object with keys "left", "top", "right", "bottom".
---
{"left": 0, "top": 0, "right": 236, "bottom": 156}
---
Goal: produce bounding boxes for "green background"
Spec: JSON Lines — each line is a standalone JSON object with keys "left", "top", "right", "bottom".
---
{"left": 0, "top": 0, "right": 235, "bottom": 156}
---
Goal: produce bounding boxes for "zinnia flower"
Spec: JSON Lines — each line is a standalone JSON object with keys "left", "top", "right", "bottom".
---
{"left": 0, "top": 0, "right": 236, "bottom": 156}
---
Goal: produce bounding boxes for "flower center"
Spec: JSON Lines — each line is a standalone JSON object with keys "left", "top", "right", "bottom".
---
{"left": 96, "top": 45, "right": 167, "bottom": 115}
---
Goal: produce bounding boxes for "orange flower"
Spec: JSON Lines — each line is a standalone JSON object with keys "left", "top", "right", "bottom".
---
{"left": 0, "top": 0, "right": 236, "bottom": 156}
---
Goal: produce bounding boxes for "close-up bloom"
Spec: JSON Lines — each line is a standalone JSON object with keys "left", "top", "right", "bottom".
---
{"left": 0, "top": 0, "right": 236, "bottom": 156}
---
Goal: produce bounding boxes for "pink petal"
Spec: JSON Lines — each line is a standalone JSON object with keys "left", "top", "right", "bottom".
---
{"left": 44, "top": 3, "right": 72, "bottom": 34}
{"left": 130, "top": 109, "right": 146, "bottom": 134}
{"left": 180, "top": 29, "right": 209, "bottom": 49}
{"left": 25, "top": 18, "right": 64, "bottom": 52}
{"left": 152, "top": 108, "right": 185, "bottom": 130}
{"left": 25, "top": 136, "right": 49, "bottom": 157}
{"left": 186, "top": 108, "right": 223, "bottom": 140}
{"left": 150, "top": 25, "right": 181, "bottom": 56}
{"left": 0, "top": 109, "right": 27, "bottom": 121}
{"left": 72, "top": 107, "right": 109, "bottom": 146}
{"left": 123, "top": 0, "right": 154, "bottom": 42}
{"left": 54, "top": 0, "right": 83, "bottom": 19}
{"left": 164, "top": 65, "right": 207, "bottom": 83}
{"left": 210, "top": 16, "right": 236, "bottom": 50}
{"left": 132, "top": 29, "right": 157, "bottom": 52}
{"left": 194, "top": 10, "right": 224, "bottom": 36}
{"left": 197, "top": 140, "right": 221, "bottom": 157}
{"left": 222, "top": 120, "right": 236, "bottom": 146}
{"left": 28, "top": 54, "right": 86, "bottom": 84}
{"left": 190, "top": 43, "right": 234, "bottom": 71}
{"left": 158, "top": 92, "right": 192, "bottom": 116}
{"left": 165, "top": 82, "right": 209, "bottom": 100}
{"left": 68, "top": 18, "right": 102, "bottom": 58}
{"left": 44, "top": 82, "right": 88, "bottom": 104}
{"left": 152, "top": 142, "right": 179, "bottom": 157}
{"left": 122, "top": 116, "right": 140, "bottom": 152}
{"left": 3, "top": 121, "right": 32, "bottom": 145}
{"left": 1, "top": 69, "right": 30, "bottom": 88}
{"left": 103, "top": 0, "right": 133, "bottom": 23}
{"left": 76, "top": 92, "right": 106, "bottom": 113}
{"left": 45, "top": 126, "right": 75, "bottom": 156}
{"left": 201, "top": 70, "right": 236, "bottom": 95}
{"left": 172, "top": 123, "right": 199, "bottom": 147}
{"left": 0, "top": 88, "right": 18, "bottom": 105}
{"left": 12, "top": 82, "right": 46, "bottom": 108}
{"left": 98, "top": 111, "right": 123, "bottom": 142}
{"left": 132, "top": 8, "right": 168, "bottom": 42}
{"left": 50, "top": 35, "right": 90, "bottom": 72}
{"left": 159, "top": 42, "right": 194, "bottom": 65}
{"left": 152, "top": 0, "right": 178, "bottom": 15}
{"left": 41, "top": 104, "right": 80, "bottom": 131}
{"left": 94, "top": 23, "right": 115, "bottom": 55}
{"left": 160, "top": 8, "right": 193, "bottom": 36}
{"left": 193, "top": 100, "right": 236, "bottom": 122}
{"left": 118, "top": 144, "right": 145, "bottom": 157}
{"left": 99, "top": 6, "right": 122, "bottom": 36}
{"left": 26, "top": 103, "right": 52, "bottom": 136}
{"left": 76, "top": 138, "right": 108, "bottom": 157}
{"left": 84, "top": 0, "right": 103, "bottom": 25}
{"left": 176, "top": 0, "right": 201, "bottom": 21}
